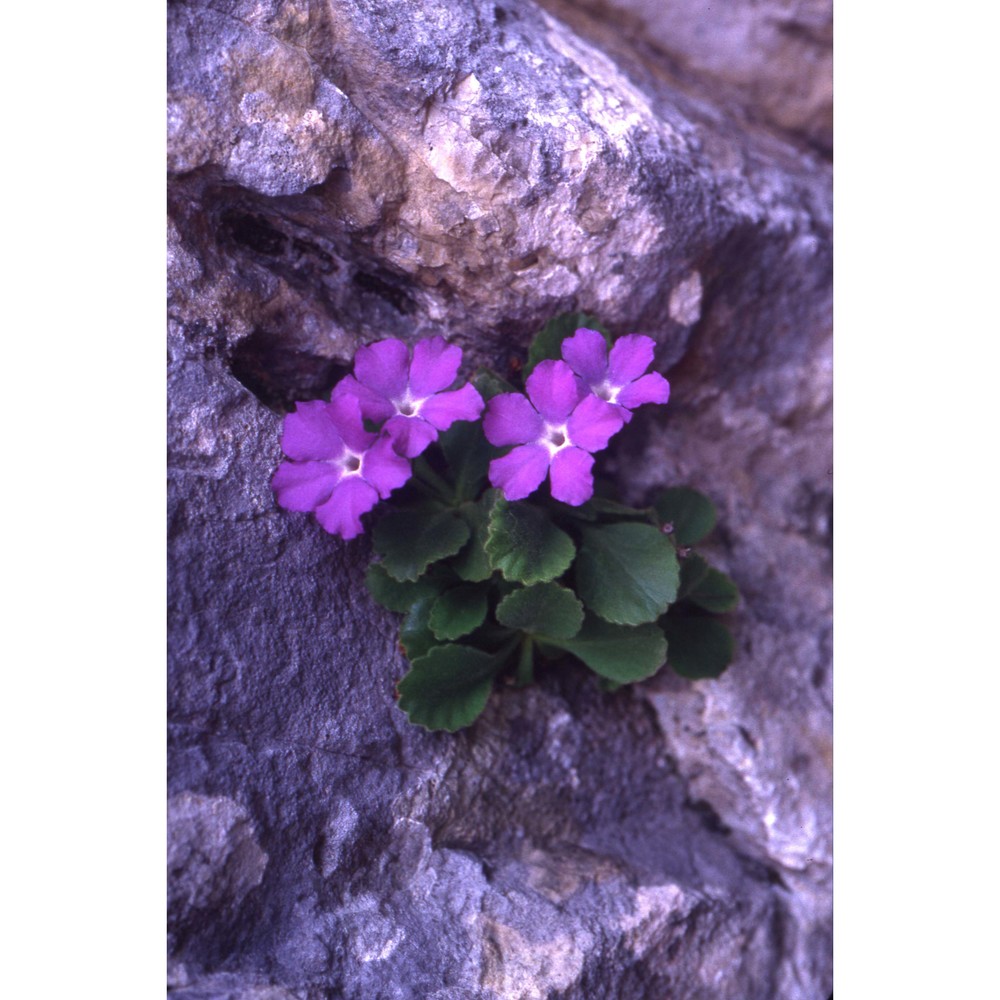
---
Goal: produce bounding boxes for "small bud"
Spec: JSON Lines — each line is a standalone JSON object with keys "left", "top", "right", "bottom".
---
{"left": 661, "top": 521, "right": 674, "bottom": 534}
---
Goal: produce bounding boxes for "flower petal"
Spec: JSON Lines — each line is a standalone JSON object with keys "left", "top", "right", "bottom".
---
{"left": 607, "top": 334, "right": 656, "bottom": 386}
{"left": 409, "top": 336, "right": 462, "bottom": 398}
{"left": 567, "top": 394, "right": 625, "bottom": 453}
{"left": 488, "top": 444, "right": 550, "bottom": 501}
{"left": 483, "top": 392, "right": 543, "bottom": 447}
{"left": 616, "top": 371, "right": 671, "bottom": 410}
{"left": 272, "top": 460, "right": 342, "bottom": 512}
{"left": 381, "top": 414, "right": 439, "bottom": 458}
{"left": 420, "top": 382, "right": 484, "bottom": 430}
{"left": 332, "top": 375, "right": 395, "bottom": 427}
{"left": 280, "top": 400, "right": 346, "bottom": 462}
{"left": 560, "top": 328, "right": 609, "bottom": 385}
{"left": 525, "top": 359, "right": 586, "bottom": 423}
{"left": 549, "top": 447, "right": 595, "bottom": 506}
{"left": 361, "top": 437, "right": 412, "bottom": 497}
{"left": 325, "top": 392, "right": 377, "bottom": 453}
{"left": 352, "top": 339, "right": 411, "bottom": 400}
{"left": 314, "top": 477, "right": 380, "bottom": 539}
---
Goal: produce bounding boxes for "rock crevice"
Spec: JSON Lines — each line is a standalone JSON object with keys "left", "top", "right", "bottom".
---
{"left": 168, "top": 0, "right": 832, "bottom": 996}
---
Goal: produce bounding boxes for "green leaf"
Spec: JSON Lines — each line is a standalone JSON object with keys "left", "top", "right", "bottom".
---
{"left": 437, "top": 420, "right": 495, "bottom": 503}
{"left": 397, "top": 644, "right": 508, "bottom": 731}
{"left": 452, "top": 496, "right": 494, "bottom": 582}
{"left": 463, "top": 619, "right": 521, "bottom": 653}
{"left": 399, "top": 597, "right": 440, "bottom": 660}
{"left": 485, "top": 498, "right": 576, "bottom": 584}
{"left": 676, "top": 553, "right": 710, "bottom": 601}
{"left": 686, "top": 568, "right": 740, "bottom": 614}
{"left": 661, "top": 615, "right": 734, "bottom": 679}
{"left": 429, "top": 584, "right": 490, "bottom": 641}
{"left": 652, "top": 487, "right": 717, "bottom": 546}
{"left": 410, "top": 455, "right": 456, "bottom": 503}
{"left": 524, "top": 313, "right": 611, "bottom": 379}
{"left": 575, "top": 522, "right": 680, "bottom": 626}
{"left": 584, "top": 497, "right": 655, "bottom": 522}
{"left": 373, "top": 507, "right": 470, "bottom": 582}
{"left": 549, "top": 498, "right": 598, "bottom": 522}
{"left": 473, "top": 368, "right": 518, "bottom": 401}
{"left": 365, "top": 563, "right": 445, "bottom": 613}
{"left": 496, "top": 582, "right": 584, "bottom": 640}
{"left": 548, "top": 616, "right": 667, "bottom": 683}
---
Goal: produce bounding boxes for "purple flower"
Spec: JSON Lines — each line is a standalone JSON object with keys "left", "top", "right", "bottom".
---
{"left": 483, "top": 359, "right": 625, "bottom": 506}
{"left": 334, "top": 337, "right": 484, "bottom": 458}
{"left": 272, "top": 394, "right": 411, "bottom": 539}
{"left": 561, "top": 328, "right": 670, "bottom": 422}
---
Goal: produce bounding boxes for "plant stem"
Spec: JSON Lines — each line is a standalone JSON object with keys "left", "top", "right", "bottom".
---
{"left": 412, "top": 458, "right": 455, "bottom": 503}
{"left": 516, "top": 635, "right": 534, "bottom": 687}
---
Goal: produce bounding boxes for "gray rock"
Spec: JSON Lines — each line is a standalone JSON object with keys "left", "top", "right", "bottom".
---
{"left": 168, "top": 0, "right": 831, "bottom": 997}
{"left": 554, "top": 0, "right": 832, "bottom": 153}
{"left": 168, "top": 792, "right": 269, "bottom": 938}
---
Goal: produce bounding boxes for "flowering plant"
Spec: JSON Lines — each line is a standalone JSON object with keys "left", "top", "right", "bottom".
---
{"left": 272, "top": 314, "right": 739, "bottom": 731}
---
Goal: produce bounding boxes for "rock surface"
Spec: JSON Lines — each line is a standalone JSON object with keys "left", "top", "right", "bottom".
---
{"left": 555, "top": 0, "right": 833, "bottom": 154}
{"left": 168, "top": 0, "right": 831, "bottom": 997}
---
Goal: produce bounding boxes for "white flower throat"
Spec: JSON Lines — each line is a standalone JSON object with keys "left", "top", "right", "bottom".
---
{"left": 393, "top": 389, "right": 424, "bottom": 418}
{"left": 541, "top": 422, "right": 572, "bottom": 457}
{"left": 594, "top": 380, "right": 620, "bottom": 403}
{"left": 338, "top": 449, "right": 364, "bottom": 477}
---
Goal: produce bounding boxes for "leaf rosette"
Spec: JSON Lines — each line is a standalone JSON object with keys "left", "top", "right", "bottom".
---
{"left": 270, "top": 317, "right": 740, "bottom": 731}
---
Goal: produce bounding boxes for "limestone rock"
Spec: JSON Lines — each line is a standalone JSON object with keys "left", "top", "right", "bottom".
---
{"left": 168, "top": 792, "right": 269, "bottom": 936}
{"left": 168, "top": 0, "right": 831, "bottom": 996}
{"left": 556, "top": 0, "right": 833, "bottom": 153}
{"left": 167, "top": 0, "right": 830, "bottom": 403}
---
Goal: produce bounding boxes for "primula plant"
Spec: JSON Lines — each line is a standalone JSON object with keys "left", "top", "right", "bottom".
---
{"left": 272, "top": 314, "right": 740, "bottom": 731}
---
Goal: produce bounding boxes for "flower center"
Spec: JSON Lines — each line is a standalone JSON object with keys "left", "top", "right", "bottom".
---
{"left": 338, "top": 450, "right": 363, "bottom": 477}
{"left": 541, "top": 423, "right": 571, "bottom": 457}
{"left": 594, "top": 380, "right": 620, "bottom": 403}
{"left": 393, "top": 390, "right": 423, "bottom": 418}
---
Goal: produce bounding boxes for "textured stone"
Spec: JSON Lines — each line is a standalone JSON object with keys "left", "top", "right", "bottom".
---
{"left": 167, "top": 0, "right": 830, "bottom": 406}
{"left": 168, "top": 0, "right": 831, "bottom": 996}
{"left": 557, "top": 0, "right": 832, "bottom": 153}
{"left": 168, "top": 792, "right": 269, "bottom": 934}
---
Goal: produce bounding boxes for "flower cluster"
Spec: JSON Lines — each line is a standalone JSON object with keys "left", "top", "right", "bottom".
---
{"left": 483, "top": 328, "right": 670, "bottom": 506}
{"left": 273, "top": 326, "right": 670, "bottom": 535}
{"left": 273, "top": 337, "right": 484, "bottom": 538}
{"left": 269, "top": 317, "right": 737, "bottom": 733}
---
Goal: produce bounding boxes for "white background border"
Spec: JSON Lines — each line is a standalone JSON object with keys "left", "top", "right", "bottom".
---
{"left": 5, "top": 2, "right": 999, "bottom": 995}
